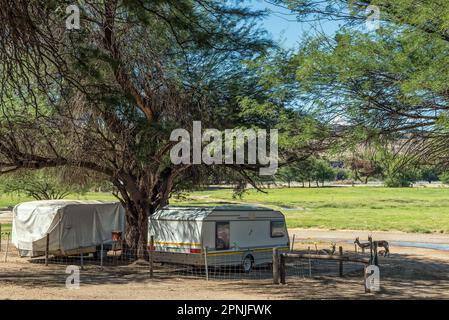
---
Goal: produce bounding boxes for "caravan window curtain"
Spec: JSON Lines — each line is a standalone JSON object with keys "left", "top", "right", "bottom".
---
{"left": 270, "top": 221, "right": 285, "bottom": 238}
{"left": 215, "top": 222, "right": 230, "bottom": 250}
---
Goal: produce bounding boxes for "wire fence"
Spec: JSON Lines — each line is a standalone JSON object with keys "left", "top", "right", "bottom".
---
{"left": 0, "top": 227, "right": 372, "bottom": 285}
{"left": 280, "top": 252, "right": 367, "bottom": 280}
{"left": 0, "top": 230, "right": 11, "bottom": 258}
{"left": 0, "top": 238, "right": 274, "bottom": 281}
{"left": 286, "top": 241, "right": 369, "bottom": 279}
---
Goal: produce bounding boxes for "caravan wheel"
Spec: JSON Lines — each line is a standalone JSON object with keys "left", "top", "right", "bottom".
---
{"left": 242, "top": 255, "right": 254, "bottom": 273}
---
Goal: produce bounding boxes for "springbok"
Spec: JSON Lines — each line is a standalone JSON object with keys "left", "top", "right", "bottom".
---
{"left": 320, "top": 242, "right": 336, "bottom": 255}
{"left": 368, "top": 235, "right": 390, "bottom": 257}
{"left": 354, "top": 237, "right": 371, "bottom": 253}
{"left": 375, "top": 240, "right": 390, "bottom": 257}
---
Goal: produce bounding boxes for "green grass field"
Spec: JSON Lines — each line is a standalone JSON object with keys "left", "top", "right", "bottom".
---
{"left": 184, "top": 187, "right": 449, "bottom": 234}
{"left": 1, "top": 187, "right": 449, "bottom": 234}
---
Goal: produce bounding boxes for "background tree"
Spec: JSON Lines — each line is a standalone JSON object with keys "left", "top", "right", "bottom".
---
{"left": 420, "top": 166, "right": 440, "bottom": 184}
{"left": 0, "top": 168, "right": 97, "bottom": 200}
{"left": 335, "top": 169, "right": 349, "bottom": 181}
{"left": 277, "top": 166, "right": 299, "bottom": 188}
{"left": 312, "top": 160, "right": 336, "bottom": 187}
{"left": 438, "top": 172, "right": 449, "bottom": 185}
{"left": 348, "top": 158, "right": 382, "bottom": 184}
{"left": 378, "top": 147, "right": 421, "bottom": 187}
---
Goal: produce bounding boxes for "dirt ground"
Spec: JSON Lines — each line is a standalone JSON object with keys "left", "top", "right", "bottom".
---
{"left": 1, "top": 229, "right": 449, "bottom": 300}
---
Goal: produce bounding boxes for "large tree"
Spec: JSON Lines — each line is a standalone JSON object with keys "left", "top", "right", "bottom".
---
{"left": 0, "top": 0, "right": 273, "bottom": 258}
{"left": 0, "top": 1, "right": 327, "bottom": 258}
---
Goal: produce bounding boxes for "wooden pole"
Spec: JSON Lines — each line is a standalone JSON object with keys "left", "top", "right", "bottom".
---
{"left": 290, "top": 234, "right": 295, "bottom": 251}
{"left": 272, "top": 248, "right": 280, "bottom": 284}
{"left": 45, "top": 233, "right": 49, "bottom": 266}
{"left": 120, "top": 238, "right": 124, "bottom": 261}
{"left": 0, "top": 223, "right": 2, "bottom": 252}
{"left": 280, "top": 254, "right": 286, "bottom": 285}
{"left": 149, "top": 235, "right": 154, "bottom": 278}
{"left": 308, "top": 246, "right": 312, "bottom": 278}
{"left": 338, "top": 246, "right": 343, "bottom": 277}
{"left": 364, "top": 265, "right": 369, "bottom": 293}
{"left": 4, "top": 232, "right": 9, "bottom": 263}
{"left": 100, "top": 241, "right": 104, "bottom": 268}
{"left": 373, "top": 242, "right": 378, "bottom": 266}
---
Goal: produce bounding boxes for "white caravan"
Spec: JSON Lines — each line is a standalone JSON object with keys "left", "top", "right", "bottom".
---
{"left": 148, "top": 206, "right": 289, "bottom": 272}
{"left": 12, "top": 200, "right": 125, "bottom": 257}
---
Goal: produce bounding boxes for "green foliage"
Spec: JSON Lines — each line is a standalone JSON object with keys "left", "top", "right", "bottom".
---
{"left": 312, "top": 160, "right": 336, "bottom": 186}
{"left": 384, "top": 172, "right": 418, "bottom": 188}
{"left": 294, "top": 28, "right": 448, "bottom": 136}
{"left": 266, "top": 0, "right": 449, "bottom": 165}
{"left": 277, "top": 166, "right": 300, "bottom": 187}
{"left": 439, "top": 172, "right": 449, "bottom": 185}
{"left": 277, "top": 158, "right": 336, "bottom": 187}
{"left": 421, "top": 166, "right": 440, "bottom": 183}
{"left": 0, "top": 169, "right": 95, "bottom": 200}
{"left": 381, "top": 156, "right": 420, "bottom": 188}
{"left": 335, "top": 169, "right": 349, "bottom": 181}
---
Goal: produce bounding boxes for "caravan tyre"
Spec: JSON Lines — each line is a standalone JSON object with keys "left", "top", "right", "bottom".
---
{"left": 242, "top": 255, "right": 254, "bottom": 273}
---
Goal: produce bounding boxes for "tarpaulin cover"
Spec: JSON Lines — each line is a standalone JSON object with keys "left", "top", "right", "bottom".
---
{"left": 12, "top": 200, "right": 125, "bottom": 257}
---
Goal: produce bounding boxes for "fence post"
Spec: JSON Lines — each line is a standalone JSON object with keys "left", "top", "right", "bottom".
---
{"left": 0, "top": 223, "right": 2, "bottom": 252}
{"left": 100, "top": 241, "right": 104, "bottom": 268}
{"left": 338, "top": 246, "right": 343, "bottom": 277}
{"left": 373, "top": 242, "right": 378, "bottom": 266}
{"left": 290, "top": 234, "right": 295, "bottom": 252}
{"left": 308, "top": 246, "right": 312, "bottom": 278}
{"left": 120, "top": 238, "right": 124, "bottom": 261}
{"left": 45, "top": 233, "right": 49, "bottom": 266}
{"left": 4, "top": 232, "right": 10, "bottom": 263}
{"left": 280, "top": 254, "right": 286, "bottom": 285}
{"left": 364, "top": 265, "right": 369, "bottom": 293}
{"left": 80, "top": 253, "right": 84, "bottom": 269}
{"left": 149, "top": 235, "right": 154, "bottom": 278}
{"left": 272, "top": 248, "right": 280, "bottom": 284}
{"left": 204, "top": 246, "right": 209, "bottom": 281}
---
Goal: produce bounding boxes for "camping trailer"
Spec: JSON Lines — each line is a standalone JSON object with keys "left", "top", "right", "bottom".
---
{"left": 148, "top": 206, "right": 289, "bottom": 272}
{"left": 12, "top": 200, "right": 125, "bottom": 257}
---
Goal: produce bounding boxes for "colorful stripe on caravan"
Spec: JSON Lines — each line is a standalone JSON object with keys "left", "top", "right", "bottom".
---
{"left": 147, "top": 241, "right": 289, "bottom": 255}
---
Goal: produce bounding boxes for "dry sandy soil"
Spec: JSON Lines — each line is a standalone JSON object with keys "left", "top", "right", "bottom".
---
{"left": 1, "top": 229, "right": 449, "bottom": 300}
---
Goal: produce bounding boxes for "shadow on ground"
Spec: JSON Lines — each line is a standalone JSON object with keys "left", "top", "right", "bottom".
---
{"left": 1, "top": 248, "right": 449, "bottom": 299}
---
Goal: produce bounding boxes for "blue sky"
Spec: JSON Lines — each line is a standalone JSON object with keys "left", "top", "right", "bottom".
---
{"left": 249, "top": 0, "right": 341, "bottom": 49}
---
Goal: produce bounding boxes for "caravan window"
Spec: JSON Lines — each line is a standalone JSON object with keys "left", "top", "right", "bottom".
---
{"left": 271, "top": 220, "right": 285, "bottom": 238}
{"left": 216, "top": 222, "right": 230, "bottom": 250}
